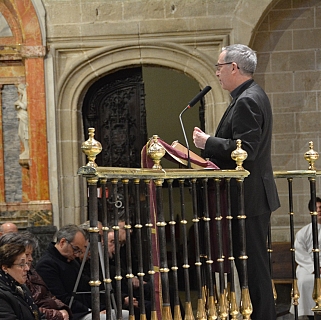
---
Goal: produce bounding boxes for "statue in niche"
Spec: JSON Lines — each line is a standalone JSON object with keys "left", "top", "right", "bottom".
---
{"left": 15, "top": 83, "right": 29, "bottom": 161}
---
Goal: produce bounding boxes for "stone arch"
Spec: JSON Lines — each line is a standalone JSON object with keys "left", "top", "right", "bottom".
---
{"left": 231, "top": 0, "right": 276, "bottom": 45}
{"left": 56, "top": 41, "right": 226, "bottom": 223}
{"left": 0, "top": 1, "right": 22, "bottom": 45}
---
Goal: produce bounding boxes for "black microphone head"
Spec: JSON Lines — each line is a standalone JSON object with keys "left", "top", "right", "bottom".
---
{"left": 188, "top": 86, "right": 212, "bottom": 108}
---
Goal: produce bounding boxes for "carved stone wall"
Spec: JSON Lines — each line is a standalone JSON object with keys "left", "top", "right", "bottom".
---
{"left": 0, "top": 0, "right": 51, "bottom": 228}
{"left": 2, "top": 0, "right": 321, "bottom": 241}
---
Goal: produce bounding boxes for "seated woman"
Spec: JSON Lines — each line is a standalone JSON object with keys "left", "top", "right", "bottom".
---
{"left": 0, "top": 231, "right": 71, "bottom": 320}
{"left": 0, "top": 242, "right": 43, "bottom": 319}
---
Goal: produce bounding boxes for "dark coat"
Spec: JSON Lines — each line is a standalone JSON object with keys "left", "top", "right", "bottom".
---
{"left": 26, "top": 266, "right": 72, "bottom": 320}
{"left": 204, "top": 78, "right": 279, "bottom": 319}
{"left": 0, "top": 279, "right": 43, "bottom": 320}
{"left": 204, "top": 79, "right": 280, "bottom": 217}
{"left": 35, "top": 242, "right": 90, "bottom": 320}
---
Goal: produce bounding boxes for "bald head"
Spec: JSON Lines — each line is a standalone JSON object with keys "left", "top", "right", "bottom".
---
{"left": 0, "top": 222, "right": 18, "bottom": 236}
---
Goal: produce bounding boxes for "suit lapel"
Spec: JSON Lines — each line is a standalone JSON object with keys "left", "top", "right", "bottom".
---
{"left": 215, "top": 80, "right": 255, "bottom": 136}
{"left": 215, "top": 98, "right": 236, "bottom": 135}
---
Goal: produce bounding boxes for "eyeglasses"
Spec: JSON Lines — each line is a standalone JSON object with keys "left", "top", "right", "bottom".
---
{"left": 215, "top": 61, "right": 239, "bottom": 71}
{"left": 13, "top": 263, "right": 29, "bottom": 269}
{"left": 66, "top": 240, "right": 83, "bottom": 255}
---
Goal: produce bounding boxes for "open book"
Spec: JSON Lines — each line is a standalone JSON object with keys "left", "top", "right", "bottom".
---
{"left": 141, "top": 137, "right": 219, "bottom": 169}
{"left": 170, "top": 140, "right": 209, "bottom": 169}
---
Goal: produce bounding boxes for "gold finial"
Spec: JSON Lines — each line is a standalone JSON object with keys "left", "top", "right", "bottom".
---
{"left": 304, "top": 141, "right": 319, "bottom": 170}
{"left": 229, "top": 290, "right": 239, "bottom": 320}
{"left": 219, "top": 291, "right": 228, "bottom": 320}
{"left": 231, "top": 139, "right": 248, "bottom": 170}
{"left": 81, "top": 128, "right": 102, "bottom": 167}
{"left": 240, "top": 288, "right": 253, "bottom": 320}
{"left": 291, "top": 278, "right": 300, "bottom": 307}
{"left": 147, "top": 135, "right": 165, "bottom": 169}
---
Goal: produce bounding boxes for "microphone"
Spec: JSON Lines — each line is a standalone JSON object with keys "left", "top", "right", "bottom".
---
{"left": 179, "top": 86, "right": 212, "bottom": 168}
{"left": 188, "top": 85, "right": 212, "bottom": 108}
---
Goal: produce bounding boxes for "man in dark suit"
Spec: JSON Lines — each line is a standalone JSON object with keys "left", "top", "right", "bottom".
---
{"left": 193, "top": 44, "right": 280, "bottom": 320}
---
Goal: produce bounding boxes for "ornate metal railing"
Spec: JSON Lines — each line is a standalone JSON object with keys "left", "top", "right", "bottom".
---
{"left": 78, "top": 128, "right": 321, "bottom": 320}
{"left": 78, "top": 128, "right": 253, "bottom": 320}
{"left": 273, "top": 167, "right": 321, "bottom": 319}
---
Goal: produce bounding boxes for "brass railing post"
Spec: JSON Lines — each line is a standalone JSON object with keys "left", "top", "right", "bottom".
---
{"left": 287, "top": 177, "right": 299, "bottom": 320}
{"left": 155, "top": 178, "right": 172, "bottom": 320}
{"left": 100, "top": 177, "right": 113, "bottom": 320}
{"left": 167, "top": 179, "right": 183, "bottom": 320}
{"left": 190, "top": 178, "right": 206, "bottom": 320}
{"left": 143, "top": 179, "right": 158, "bottom": 320}
{"left": 179, "top": 178, "right": 194, "bottom": 320}
{"left": 88, "top": 176, "right": 101, "bottom": 320}
{"left": 202, "top": 178, "right": 217, "bottom": 320}
{"left": 236, "top": 177, "right": 252, "bottom": 320}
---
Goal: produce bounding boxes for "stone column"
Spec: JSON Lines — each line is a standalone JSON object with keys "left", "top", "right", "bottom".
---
{"left": 21, "top": 45, "right": 49, "bottom": 201}
{"left": 0, "top": 85, "right": 5, "bottom": 203}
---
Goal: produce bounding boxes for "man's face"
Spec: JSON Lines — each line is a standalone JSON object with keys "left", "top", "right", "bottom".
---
{"left": 317, "top": 201, "right": 321, "bottom": 224}
{"left": 216, "top": 51, "right": 234, "bottom": 92}
{"left": 25, "top": 245, "right": 34, "bottom": 268}
{"left": 57, "top": 231, "right": 86, "bottom": 262}
{"left": 108, "top": 231, "right": 115, "bottom": 258}
{"left": 79, "top": 239, "right": 90, "bottom": 261}
{"left": 118, "top": 221, "right": 127, "bottom": 245}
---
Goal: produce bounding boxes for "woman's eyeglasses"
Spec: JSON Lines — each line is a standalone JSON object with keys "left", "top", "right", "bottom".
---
{"left": 13, "top": 262, "right": 29, "bottom": 269}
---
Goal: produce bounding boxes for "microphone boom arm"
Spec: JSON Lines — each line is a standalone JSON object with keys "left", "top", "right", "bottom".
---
{"left": 178, "top": 86, "right": 212, "bottom": 169}
{"left": 179, "top": 106, "right": 191, "bottom": 169}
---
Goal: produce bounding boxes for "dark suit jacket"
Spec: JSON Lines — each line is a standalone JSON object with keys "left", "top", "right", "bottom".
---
{"left": 204, "top": 79, "right": 280, "bottom": 217}
{"left": 36, "top": 242, "right": 90, "bottom": 320}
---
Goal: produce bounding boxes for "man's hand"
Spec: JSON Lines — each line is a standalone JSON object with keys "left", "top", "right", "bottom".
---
{"left": 124, "top": 296, "right": 139, "bottom": 307}
{"left": 193, "top": 127, "right": 210, "bottom": 150}
{"left": 132, "top": 276, "right": 139, "bottom": 288}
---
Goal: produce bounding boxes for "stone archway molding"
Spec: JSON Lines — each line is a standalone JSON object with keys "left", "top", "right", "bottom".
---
{"left": 55, "top": 40, "right": 228, "bottom": 224}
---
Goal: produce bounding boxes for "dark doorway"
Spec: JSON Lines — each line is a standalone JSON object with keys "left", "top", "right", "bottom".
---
{"left": 82, "top": 67, "right": 147, "bottom": 168}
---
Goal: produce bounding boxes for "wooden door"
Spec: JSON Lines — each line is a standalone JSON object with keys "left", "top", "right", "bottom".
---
{"left": 82, "top": 67, "right": 147, "bottom": 168}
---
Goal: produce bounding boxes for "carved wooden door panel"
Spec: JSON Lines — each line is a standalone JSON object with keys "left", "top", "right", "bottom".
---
{"left": 82, "top": 67, "right": 147, "bottom": 168}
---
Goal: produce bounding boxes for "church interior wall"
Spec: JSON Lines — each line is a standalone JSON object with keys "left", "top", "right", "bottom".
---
{"left": 1, "top": 0, "right": 321, "bottom": 242}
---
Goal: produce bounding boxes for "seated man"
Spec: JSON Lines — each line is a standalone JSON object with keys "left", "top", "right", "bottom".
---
{"left": 36, "top": 223, "right": 112, "bottom": 320}
{"left": 77, "top": 221, "right": 130, "bottom": 320}
{"left": 107, "top": 228, "right": 140, "bottom": 319}
{"left": 290, "top": 197, "right": 321, "bottom": 319}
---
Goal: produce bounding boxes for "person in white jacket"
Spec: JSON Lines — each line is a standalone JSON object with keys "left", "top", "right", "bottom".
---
{"left": 290, "top": 196, "right": 321, "bottom": 319}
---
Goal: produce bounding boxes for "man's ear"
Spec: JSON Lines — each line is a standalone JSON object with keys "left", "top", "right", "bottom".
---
{"left": 58, "top": 238, "right": 66, "bottom": 248}
{"left": 2, "top": 265, "right": 8, "bottom": 273}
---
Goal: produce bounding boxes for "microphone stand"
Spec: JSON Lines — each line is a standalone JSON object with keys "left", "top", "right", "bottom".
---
{"left": 179, "top": 86, "right": 212, "bottom": 169}
{"left": 179, "top": 106, "right": 191, "bottom": 169}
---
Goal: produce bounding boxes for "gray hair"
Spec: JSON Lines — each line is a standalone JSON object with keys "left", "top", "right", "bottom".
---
{"left": 0, "top": 231, "right": 38, "bottom": 249}
{"left": 56, "top": 224, "right": 86, "bottom": 242}
{"left": 222, "top": 44, "right": 257, "bottom": 75}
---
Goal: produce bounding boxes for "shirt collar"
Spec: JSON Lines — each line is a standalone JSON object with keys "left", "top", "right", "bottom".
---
{"left": 230, "top": 79, "right": 254, "bottom": 100}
